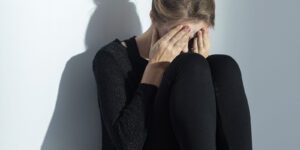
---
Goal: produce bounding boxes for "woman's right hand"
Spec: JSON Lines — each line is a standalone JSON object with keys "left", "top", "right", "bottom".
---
{"left": 148, "top": 24, "right": 191, "bottom": 69}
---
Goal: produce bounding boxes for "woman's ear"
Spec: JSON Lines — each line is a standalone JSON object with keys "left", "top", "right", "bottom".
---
{"left": 150, "top": 10, "right": 155, "bottom": 24}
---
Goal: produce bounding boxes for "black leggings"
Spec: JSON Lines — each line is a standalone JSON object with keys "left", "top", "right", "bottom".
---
{"left": 143, "top": 52, "right": 252, "bottom": 150}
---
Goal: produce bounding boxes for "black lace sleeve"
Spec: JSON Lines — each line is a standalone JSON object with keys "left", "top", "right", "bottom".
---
{"left": 92, "top": 50, "right": 158, "bottom": 150}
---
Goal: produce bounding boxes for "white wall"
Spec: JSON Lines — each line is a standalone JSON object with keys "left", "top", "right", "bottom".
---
{"left": 0, "top": 0, "right": 299, "bottom": 150}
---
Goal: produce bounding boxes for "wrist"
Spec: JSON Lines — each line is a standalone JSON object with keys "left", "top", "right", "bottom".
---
{"left": 141, "top": 63, "right": 165, "bottom": 87}
{"left": 147, "top": 61, "right": 169, "bottom": 71}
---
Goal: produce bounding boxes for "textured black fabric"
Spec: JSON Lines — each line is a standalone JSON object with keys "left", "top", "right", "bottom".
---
{"left": 92, "top": 36, "right": 158, "bottom": 150}
{"left": 92, "top": 36, "right": 252, "bottom": 150}
{"left": 142, "top": 52, "right": 252, "bottom": 150}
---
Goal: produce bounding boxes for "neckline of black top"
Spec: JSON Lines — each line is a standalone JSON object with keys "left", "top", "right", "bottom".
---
{"left": 114, "top": 35, "right": 149, "bottom": 66}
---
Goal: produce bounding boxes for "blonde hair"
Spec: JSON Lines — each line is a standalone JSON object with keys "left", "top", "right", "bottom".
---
{"left": 151, "top": 0, "right": 215, "bottom": 28}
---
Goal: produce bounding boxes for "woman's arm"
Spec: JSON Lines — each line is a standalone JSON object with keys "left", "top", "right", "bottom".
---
{"left": 92, "top": 50, "right": 158, "bottom": 150}
{"left": 141, "top": 63, "right": 166, "bottom": 87}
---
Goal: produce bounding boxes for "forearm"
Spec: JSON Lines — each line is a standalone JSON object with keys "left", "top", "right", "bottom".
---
{"left": 140, "top": 63, "right": 167, "bottom": 87}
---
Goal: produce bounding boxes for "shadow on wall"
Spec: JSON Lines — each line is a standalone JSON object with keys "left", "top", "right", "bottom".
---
{"left": 41, "top": 0, "right": 142, "bottom": 149}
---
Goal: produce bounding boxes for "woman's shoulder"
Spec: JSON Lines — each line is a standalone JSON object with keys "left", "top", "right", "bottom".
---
{"left": 95, "top": 39, "right": 123, "bottom": 56}
{"left": 93, "top": 37, "right": 132, "bottom": 72}
{"left": 94, "top": 38, "right": 127, "bottom": 61}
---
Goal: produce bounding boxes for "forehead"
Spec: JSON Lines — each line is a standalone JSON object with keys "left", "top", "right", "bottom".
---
{"left": 162, "top": 19, "right": 206, "bottom": 38}
{"left": 166, "top": 20, "right": 204, "bottom": 29}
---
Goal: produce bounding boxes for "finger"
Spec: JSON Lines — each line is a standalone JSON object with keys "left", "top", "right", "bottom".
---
{"left": 179, "top": 35, "right": 190, "bottom": 54}
{"left": 203, "top": 28, "right": 210, "bottom": 49}
{"left": 160, "top": 25, "right": 184, "bottom": 41}
{"left": 174, "top": 32, "right": 190, "bottom": 53}
{"left": 197, "top": 30, "right": 204, "bottom": 51}
{"left": 151, "top": 26, "right": 158, "bottom": 46}
{"left": 169, "top": 26, "right": 190, "bottom": 45}
{"left": 183, "top": 42, "right": 189, "bottom": 53}
{"left": 193, "top": 37, "right": 198, "bottom": 53}
{"left": 178, "top": 36, "right": 189, "bottom": 54}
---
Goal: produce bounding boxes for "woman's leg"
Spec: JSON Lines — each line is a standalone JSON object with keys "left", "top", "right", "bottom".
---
{"left": 206, "top": 54, "right": 252, "bottom": 150}
{"left": 143, "top": 52, "right": 217, "bottom": 150}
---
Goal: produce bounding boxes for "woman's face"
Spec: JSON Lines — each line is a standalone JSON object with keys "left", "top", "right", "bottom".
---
{"left": 156, "top": 19, "right": 208, "bottom": 40}
{"left": 154, "top": 19, "right": 209, "bottom": 52}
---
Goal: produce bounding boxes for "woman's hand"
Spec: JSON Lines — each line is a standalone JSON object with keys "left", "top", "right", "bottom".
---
{"left": 141, "top": 24, "right": 190, "bottom": 86}
{"left": 148, "top": 24, "right": 191, "bottom": 69}
{"left": 192, "top": 27, "right": 211, "bottom": 59}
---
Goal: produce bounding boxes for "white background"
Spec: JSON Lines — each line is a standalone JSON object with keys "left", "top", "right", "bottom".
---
{"left": 1, "top": 0, "right": 299, "bottom": 150}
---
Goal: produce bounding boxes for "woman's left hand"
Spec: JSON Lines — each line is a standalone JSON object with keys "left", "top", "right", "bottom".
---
{"left": 192, "top": 27, "right": 210, "bottom": 59}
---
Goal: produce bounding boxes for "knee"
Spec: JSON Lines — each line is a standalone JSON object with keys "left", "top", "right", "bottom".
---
{"left": 206, "top": 54, "right": 242, "bottom": 78}
{"left": 172, "top": 52, "right": 211, "bottom": 76}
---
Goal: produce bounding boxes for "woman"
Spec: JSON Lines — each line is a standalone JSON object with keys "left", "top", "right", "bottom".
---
{"left": 92, "top": 0, "right": 252, "bottom": 150}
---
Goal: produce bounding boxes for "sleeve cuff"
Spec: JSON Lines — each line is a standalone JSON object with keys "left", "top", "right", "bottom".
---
{"left": 136, "top": 83, "right": 158, "bottom": 100}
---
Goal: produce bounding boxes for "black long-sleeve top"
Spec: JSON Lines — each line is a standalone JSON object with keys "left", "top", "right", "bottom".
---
{"left": 92, "top": 36, "right": 158, "bottom": 150}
